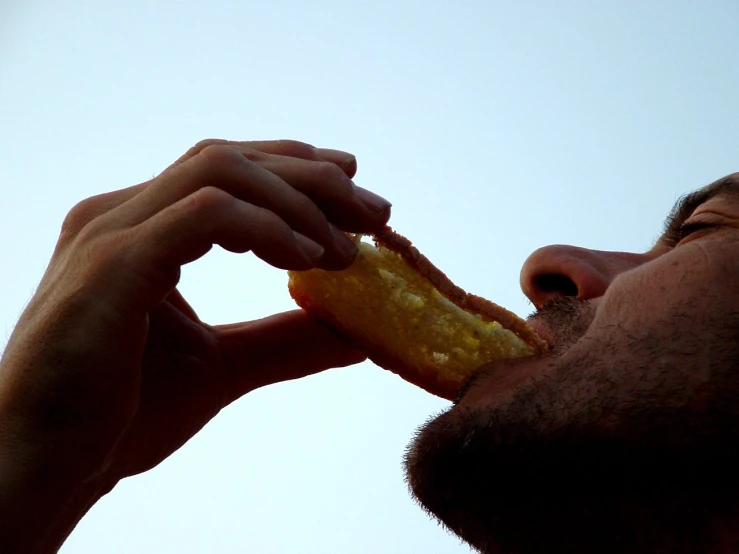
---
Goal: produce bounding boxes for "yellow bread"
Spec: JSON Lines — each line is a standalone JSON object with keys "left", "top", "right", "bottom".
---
{"left": 288, "top": 228, "right": 546, "bottom": 399}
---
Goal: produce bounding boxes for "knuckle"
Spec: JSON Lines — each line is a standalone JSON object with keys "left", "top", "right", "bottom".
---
{"left": 238, "top": 147, "right": 265, "bottom": 163}
{"left": 189, "top": 138, "right": 229, "bottom": 156}
{"left": 244, "top": 203, "right": 276, "bottom": 228}
{"left": 313, "top": 160, "right": 347, "bottom": 184}
{"left": 196, "top": 143, "right": 244, "bottom": 169}
{"left": 185, "top": 186, "right": 232, "bottom": 214}
{"left": 273, "top": 139, "right": 317, "bottom": 159}
{"left": 60, "top": 195, "right": 107, "bottom": 239}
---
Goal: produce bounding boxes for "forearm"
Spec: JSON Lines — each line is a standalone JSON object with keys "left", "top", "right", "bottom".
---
{"left": 0, "top": 412, "right": 114, "bottom": 553}
{"left": 0, "top": 357, "right": 114, "bottom": 554}
{"left": 0, "top": 464, "right": 109, "bottom": 553}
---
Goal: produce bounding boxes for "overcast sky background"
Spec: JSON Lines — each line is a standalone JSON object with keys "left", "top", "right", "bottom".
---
{"left": 2, "top": 1, "right": 739, "bottom": 552}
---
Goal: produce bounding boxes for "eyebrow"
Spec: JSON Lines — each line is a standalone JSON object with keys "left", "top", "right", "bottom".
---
{"left": 660, "top": 173, "right": 739, "bottom": 246}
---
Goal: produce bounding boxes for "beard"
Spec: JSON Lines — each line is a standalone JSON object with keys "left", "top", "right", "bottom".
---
{"left": 404, "top": 298, "right": 739, "bottom": 553}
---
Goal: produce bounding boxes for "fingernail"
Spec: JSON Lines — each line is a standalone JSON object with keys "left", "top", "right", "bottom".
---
{"left": 331, "top": 226, "right": 359, "bottom": 259}
{"left": 354, "top": 185, "right": 392, "bottom": 213}
{"left": 339, "top": 156, "right": 357, "bottom": 175}
{"left": 293, "top": 232, "right": 325, "bottom": 262}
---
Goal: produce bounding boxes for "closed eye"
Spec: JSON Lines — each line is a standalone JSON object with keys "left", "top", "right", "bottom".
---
{"left": 665, "top": 222, "right": 715, "bottom": 247}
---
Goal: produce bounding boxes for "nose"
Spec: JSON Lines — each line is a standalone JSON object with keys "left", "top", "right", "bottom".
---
{"left": 520, "top": 245, "right": 647, "bottom": 308}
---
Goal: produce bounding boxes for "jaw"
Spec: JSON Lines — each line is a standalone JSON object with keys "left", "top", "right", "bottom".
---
{"left": 406, "top": 397, "right": 739, "bottom": 554}
{"left": 406, "top": 356, "right": 739, "bottom": 554}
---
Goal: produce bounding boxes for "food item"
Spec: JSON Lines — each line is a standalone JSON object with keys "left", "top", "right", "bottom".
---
{"left": 288, "top": 227, "right": 547, "bottom": 399}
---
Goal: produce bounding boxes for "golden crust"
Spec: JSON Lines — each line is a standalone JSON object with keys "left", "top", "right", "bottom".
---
{"left": 372, "top": 228, "right": 545, "bottom": 352}
{"left": 288, "top": 227, "right": 547, "bottom": 400}
{"left": 288, "top": 286, "right": 463, "bottom": 398}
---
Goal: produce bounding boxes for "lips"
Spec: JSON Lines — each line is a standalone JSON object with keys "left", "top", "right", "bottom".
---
{"left": 453, "top": 318, "right": 558, "bottom": 405}
{"left": 454, "top": 351, "right": 554, "bottom": 408}
{"left": 526, "top": 317, "right": 557, "bottom": 349}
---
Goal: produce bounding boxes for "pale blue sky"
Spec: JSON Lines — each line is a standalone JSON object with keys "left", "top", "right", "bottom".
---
{"left": 2, "top": 1, "right": 739, "bottom": 552}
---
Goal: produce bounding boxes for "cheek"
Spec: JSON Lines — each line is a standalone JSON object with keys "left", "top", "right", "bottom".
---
{"left": 594, "top": 250, "right": 715, "bottom": 335}
{"left": 565, "top": 245, "right": 736, "bottom": 394}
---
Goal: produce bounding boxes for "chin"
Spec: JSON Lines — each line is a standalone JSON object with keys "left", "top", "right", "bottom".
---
{"left": 404, "top": 384, "right": 739, "bottom": 554}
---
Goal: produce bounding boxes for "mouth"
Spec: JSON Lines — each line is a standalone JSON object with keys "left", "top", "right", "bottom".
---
{"left": 526, "top": 317, "right": 557, "bottom": 350}
{"left": 453, "top": 341, "right": 555, "bottom": 406}
{"left": 452, "top": 307, "right": 576, "bottom": 405}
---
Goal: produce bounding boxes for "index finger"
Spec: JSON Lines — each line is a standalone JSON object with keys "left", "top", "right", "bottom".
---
{"left": 170, "top": 139, "right": 358, "bottom": 177}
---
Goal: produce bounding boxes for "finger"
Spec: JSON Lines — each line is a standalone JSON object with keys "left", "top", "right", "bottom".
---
{"left": 254, "top": 153, "right": 391, "bottom": 232}
{"left": 315, "top": 148, "right": 358, "bottom": 178}
{"left": 60, "top": 140, "right": 358, "bottom": 243}
{"left": 146, "top": 295, "right": 207, "bottom": 352}
{"left": 109, "top": 145, "right": 361, "bottom": 269}
{"left": 164, "top": 288, "right": 200, "bottom": 322}
{"left": 209, "top": 142, "right": 359, "bottom": 182}
{"left": 58, "top": 183, "right": 149, "bottom": 246}
{"left": 119, "top": 187, "right": 327, "bottom": 311}
{"left": 214, "top": 310, "right": 367, "bottom": 404}
{"left": 170, "top": 139, "right": 358, "bottom": 177}
{"left": 168, "top": 138, "right": 323, "bottom": 169}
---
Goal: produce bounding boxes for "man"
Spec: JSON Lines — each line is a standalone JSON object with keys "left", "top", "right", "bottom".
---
{"left": 0, "top": 139, "right": 736, "bottom": 553}
{"left": 406, "top": 172, "right": 739, "bottom": 552}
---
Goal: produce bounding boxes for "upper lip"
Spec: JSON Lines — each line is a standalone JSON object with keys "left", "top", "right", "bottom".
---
{"left": 453, "top": 315, "right": 560, "bottom": 405}
{"left": 526, "top": 317, "right": 556, "bottom": 349}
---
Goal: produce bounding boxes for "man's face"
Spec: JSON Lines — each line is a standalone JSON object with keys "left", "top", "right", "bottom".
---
{"left": 405, "top": 174, "right": 739, "bottom": 553}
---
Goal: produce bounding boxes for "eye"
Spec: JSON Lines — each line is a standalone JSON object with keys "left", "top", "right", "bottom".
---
{"left": 674, "top": 222, "right": 714, "bottom": 244}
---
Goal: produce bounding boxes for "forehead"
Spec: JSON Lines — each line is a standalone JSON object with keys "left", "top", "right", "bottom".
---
{"left": 670, "top": 172, "right": 739, "bottom": 219}
{"left": 693, "top": 173, "right": 739, "bottom": 202}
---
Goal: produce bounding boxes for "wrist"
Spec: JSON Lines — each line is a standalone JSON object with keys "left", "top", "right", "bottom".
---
{"left": 0, "top": 400, "right": 118, "bottom": 553}
{"left": 0, "top": 444, "right": 115, "bottom": 553}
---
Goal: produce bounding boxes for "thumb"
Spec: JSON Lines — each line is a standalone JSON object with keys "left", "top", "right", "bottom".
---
{"left": 214, "top": 310, "right": 367, "bottom": 404}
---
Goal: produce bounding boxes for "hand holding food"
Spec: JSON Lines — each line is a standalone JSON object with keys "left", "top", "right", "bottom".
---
{"left": 0, "top": 139, "right": 391, "bottom": 553}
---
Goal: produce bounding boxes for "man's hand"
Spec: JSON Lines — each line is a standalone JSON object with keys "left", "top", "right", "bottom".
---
{"left": 0, "top": 139, "right": 391, "bottom": 552}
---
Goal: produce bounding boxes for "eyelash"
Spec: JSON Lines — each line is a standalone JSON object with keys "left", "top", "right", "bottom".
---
{"left": 668, "top": 222, "right": 714, "bottom": 246}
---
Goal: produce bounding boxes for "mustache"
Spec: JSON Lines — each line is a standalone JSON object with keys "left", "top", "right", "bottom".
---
{"left": 528, "top": 297, "right": 595, "bottom": 353}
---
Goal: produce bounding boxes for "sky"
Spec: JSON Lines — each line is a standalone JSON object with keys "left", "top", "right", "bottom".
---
{"left": 1, "top": 1, "right": 739, "bottom": 552}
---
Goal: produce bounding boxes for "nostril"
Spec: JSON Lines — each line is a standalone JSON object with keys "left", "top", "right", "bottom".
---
{"left": 533, "top": 274, "right": 579, "bottom": 297}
